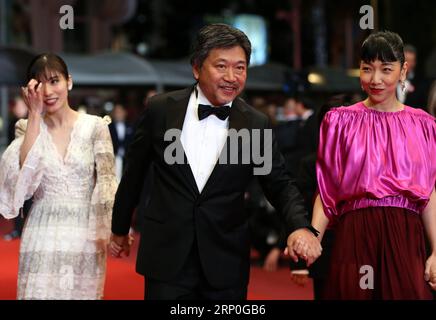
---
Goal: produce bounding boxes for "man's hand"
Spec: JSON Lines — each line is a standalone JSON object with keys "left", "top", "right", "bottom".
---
{"left": 110, "top": 233, "right": 134, "bottom": 258}
{"left": 284, "top": 228, "right": 322, "bottom": 267}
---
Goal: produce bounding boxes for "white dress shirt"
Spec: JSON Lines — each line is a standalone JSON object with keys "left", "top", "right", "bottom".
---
{"left": 180, "top": 86, "right": 232, "bottom": 193}
{"left": 301, "top": 109, "right": 314, "bottom": 121}
{"left": 114, "top": 121, "right": 127, "bottom": 182}
{"left": 115, "top": 121, "right": 126, "bottom": 143}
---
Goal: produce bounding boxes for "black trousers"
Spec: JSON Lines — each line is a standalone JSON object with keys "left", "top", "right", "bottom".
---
{"left": 144, "top": 242, "right": 247, "bottom": 300}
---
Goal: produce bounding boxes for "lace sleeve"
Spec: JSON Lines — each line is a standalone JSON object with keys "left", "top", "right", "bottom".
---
{"left": 88, "top": 116, "right": 118, "bottom": 244}
{"left": 0, "top": 119, "right": 45, "bottom": 219}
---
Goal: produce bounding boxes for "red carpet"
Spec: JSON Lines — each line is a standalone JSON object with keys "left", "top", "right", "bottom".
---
{"left": 0, "top": 217, "right": 313, "bottom": 300}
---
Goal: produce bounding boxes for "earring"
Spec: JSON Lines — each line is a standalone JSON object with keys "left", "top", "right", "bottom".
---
{"left": 401, "top": 81, "right": 406, "bottom": 93}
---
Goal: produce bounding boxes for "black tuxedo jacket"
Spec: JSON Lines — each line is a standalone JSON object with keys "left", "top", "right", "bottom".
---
{"left": 108, "top": 121, "right": 134, "bottom": 156}
{"left": 111, "top": 87, "right": 311, "bottom": 289}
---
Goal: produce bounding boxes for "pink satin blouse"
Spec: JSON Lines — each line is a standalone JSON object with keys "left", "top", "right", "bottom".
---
{"left": 317, "top": 101, "right": 436, "bottom": 220}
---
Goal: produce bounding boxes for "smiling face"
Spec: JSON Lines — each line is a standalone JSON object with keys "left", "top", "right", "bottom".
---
{"left": 193, "top": 46, "right": 247, "bottom": 106}
{"left": 360, "top": 59, "right": 407, "bottom": 106}
{"left": 37, "top": 70, "right": 72, "bottom": 114}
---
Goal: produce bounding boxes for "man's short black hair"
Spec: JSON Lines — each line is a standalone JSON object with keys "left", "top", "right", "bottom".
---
{"left": 190, "top": 23, "right": 252, "bottom": 68}
{"left": 295, "top": 95, "right": 316, "bottom": 111}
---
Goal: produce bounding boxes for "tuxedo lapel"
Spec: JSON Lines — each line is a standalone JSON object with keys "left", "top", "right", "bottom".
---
{"left": 165, "top": 87, "right": 192, "bottom": 132}
{"left": 228, "top": 98, "right": 251, "bottom": 132}
{"left": 165, "top": 87, "right": 200, "bottom": 196}
{"left": 200, "top": 98, "right": 251, "bottom": 196}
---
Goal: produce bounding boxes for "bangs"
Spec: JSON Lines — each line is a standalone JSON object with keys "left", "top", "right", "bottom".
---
{"left": 361, "top": 37, "right": 398, "bottom": 64}
{"left": 26, "top": 53, "right": 69, "bottom": 83}
{"left": 31, "top": 67, "right": 62, "bottom": 82}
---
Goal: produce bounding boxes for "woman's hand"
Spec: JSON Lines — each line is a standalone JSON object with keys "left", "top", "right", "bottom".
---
{"left": 21, "top": 79, "right": 44, "bottom": 115}
{"left": 424, "top": 253, "right": 436, "bottom": 291}
{"left": 290, "top": 271, "right": 309, "bottom": 287}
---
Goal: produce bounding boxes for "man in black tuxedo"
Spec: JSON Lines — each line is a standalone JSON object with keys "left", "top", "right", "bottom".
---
{"left": 284, "top": 95, "right": 317, "bottom": 178}
{"left": 110, "top": 23, "right": 321, "bottom": 300}
{"left": 274, "top": 97, "right": 302, "bottom": 172}
{"left": 397, "top": 45, "right": 431, "bottom": 110}
{"left": 108, "top": 103, "right": 134, "bottom": 181}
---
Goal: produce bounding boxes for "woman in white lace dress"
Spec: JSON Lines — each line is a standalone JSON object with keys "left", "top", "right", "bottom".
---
{"left": 0, "top": 53, "right": 117, "bottom": 299}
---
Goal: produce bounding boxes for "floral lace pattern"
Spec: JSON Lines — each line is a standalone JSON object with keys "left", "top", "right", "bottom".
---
{"left": 0, "top": 114, "right": 117, "bottom": 300}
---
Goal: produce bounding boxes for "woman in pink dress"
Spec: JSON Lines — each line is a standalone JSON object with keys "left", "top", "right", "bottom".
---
{"left": 312, "top": 31, "right": 436, "bottom": 299}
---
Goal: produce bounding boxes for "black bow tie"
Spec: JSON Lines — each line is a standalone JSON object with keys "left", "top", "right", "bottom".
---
{"left": 198, "top": 104, "right": 230, "bottom": 121}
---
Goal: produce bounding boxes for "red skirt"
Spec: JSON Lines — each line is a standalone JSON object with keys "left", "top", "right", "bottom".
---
{"left": 322, "top": 206, "right": 433, "bottom": 300}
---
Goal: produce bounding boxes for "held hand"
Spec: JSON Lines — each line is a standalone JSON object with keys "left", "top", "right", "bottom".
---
{"left": 284, "top": 228, "right": 322, "bottom": 267}
{"left": 424, "top": 253, "right": 436, "bottom": 291}
{"left": 263, "top": 247, "right": 281, "bottom": 272}
{"left": 110, "top": 233, "right": 134, "bottom": 258}
{"left": 21, "top": 79, "right": 44, "bottom": 115}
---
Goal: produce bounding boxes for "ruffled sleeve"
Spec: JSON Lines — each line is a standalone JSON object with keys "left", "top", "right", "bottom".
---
{"left": 316, "top": 109, "right": 344, "bottom": 219}
{"left": 87, "top": 116, "right": 118, "bottom": 244}
{"left": 0, "top": 119, "right": 45, "bottom": 219}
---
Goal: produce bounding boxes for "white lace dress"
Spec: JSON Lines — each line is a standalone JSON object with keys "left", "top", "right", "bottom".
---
{"left": 0, "top": 113, "right": 117, "bottom": 300}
